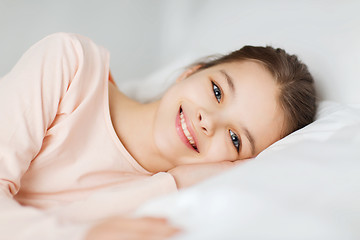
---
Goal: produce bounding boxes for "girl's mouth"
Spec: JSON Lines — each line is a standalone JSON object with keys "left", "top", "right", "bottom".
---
{"left": 175, "top": 106, "right": 199, "bottom": 152}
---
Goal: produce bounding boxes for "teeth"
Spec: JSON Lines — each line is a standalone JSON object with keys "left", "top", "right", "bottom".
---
{"left": 180, "top": 111, "right": 196, "bottom": 148}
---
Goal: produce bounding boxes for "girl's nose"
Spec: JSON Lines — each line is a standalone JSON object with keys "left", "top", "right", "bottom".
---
{"left": 197, "top": 109, "right": 216, "bottom": 136}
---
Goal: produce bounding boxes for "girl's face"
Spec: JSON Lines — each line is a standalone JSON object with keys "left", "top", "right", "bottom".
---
{"left": 152, "top": 61, "right": 285, "bottom": 166}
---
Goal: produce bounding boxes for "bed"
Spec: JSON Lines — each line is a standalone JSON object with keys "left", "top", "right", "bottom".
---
{"left": 133, "top": 100, "right": 360, "bottom": 240}
{"left": 118, "top": 2, "right": 360, "bottom": 239}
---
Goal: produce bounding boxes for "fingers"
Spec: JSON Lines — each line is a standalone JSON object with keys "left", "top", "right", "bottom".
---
{"left": 86, "top": 216, "right": 181, "bottom": 240}
{"left": 118, "top": 217, "right": 180, "bottom": 237}
{"left": 120, "top": 221, "right": 180, "bottom": 240}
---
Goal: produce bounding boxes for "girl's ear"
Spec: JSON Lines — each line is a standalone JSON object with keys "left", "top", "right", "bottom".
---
{"left": 175, "top": 64, "right": 202, "bottom": 83}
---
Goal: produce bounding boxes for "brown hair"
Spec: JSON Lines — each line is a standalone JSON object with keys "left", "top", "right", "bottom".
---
{"left": 191, "top": 46, "right": 317, "bottom": 137}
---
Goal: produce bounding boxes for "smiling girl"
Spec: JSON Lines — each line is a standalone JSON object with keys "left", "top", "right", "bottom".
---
{"left": 0, "top": 33, "right": 316, "bottom": 240}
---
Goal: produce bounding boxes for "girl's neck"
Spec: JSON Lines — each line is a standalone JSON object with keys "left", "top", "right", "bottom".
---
{"left": 108, "top": 82, "right": 173, "bottom": 173}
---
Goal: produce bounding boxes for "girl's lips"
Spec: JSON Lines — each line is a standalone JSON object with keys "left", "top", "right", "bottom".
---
{"left": 175, "top": 106, "right": 199, "bottom": 153}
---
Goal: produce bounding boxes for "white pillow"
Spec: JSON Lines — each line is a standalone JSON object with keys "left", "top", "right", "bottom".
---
{"left": 135, "top": 101, "right": 360, "bottom": 240}
{"left": 117, "top": 55, "right": 193, "bottom": 103}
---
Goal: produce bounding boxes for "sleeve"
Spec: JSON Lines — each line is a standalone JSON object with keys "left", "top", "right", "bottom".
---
{"left": 0, "top": 33, "right": 92, "bottom": 239}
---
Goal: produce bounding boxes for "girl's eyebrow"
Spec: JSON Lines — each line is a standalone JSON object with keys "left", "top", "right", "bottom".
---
{"left": 220, "top": 69, "right": 256, "bottom": 156}
{"left": 219, "top": 69, "right": 235, "bottom": 96}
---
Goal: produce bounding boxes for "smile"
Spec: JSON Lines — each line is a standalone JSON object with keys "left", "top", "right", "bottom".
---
{"left": 176, "top": 106, "right": 199, "bottom": 152}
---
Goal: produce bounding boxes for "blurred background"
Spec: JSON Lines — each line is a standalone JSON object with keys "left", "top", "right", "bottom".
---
{"left": 1, "top": 0, "right": 359, "bottom": 103}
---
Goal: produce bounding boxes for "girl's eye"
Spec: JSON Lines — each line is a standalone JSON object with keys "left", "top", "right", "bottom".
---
{"left": 212, "top": 81, "right": 222, "bottom": 103}
{"left": 229, "top": 129, "right": 240, "bottom": 152}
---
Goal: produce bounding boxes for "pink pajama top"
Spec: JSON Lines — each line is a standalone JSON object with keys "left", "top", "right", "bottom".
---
{"left": 0, "top": 33, "right": 177, "bottom": 239}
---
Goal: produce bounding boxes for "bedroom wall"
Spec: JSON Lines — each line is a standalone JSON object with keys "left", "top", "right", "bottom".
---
{"left": 0, "top": 0, "right": 166, "bottom": 82}
{"left": 1, "top": 0, "right": 359, "bottom": 104}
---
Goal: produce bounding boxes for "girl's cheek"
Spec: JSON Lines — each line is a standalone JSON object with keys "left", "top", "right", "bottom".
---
{"left": 206, "top": 141, "right": 234, "bottom": 162}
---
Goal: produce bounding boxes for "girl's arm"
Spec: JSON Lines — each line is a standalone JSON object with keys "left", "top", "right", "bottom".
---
{"left": 168, "top": 161, "right": 241, "bottom": 189}
{"left": 0, "top": 32, "right": 180, "bottom": 240}
{"left": 0, "top": 33, "right": 92, "bottom": 240}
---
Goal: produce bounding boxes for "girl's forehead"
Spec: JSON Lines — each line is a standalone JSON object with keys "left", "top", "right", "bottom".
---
{"left": 210, "top": 62, "right": 277, "bottom": 90}
{"left": 200, "top": 61, "right": 272, "bottom": 83}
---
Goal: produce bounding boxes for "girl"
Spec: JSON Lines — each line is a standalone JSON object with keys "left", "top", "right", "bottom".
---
{"left": 0, "top": 33, "right": 316, "bottom": 239}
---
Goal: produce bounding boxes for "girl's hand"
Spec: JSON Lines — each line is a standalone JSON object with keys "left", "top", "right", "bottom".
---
{"left": 85, "top": 216, "right": 180, "bottom": 240}
{"left": 168, "top": 160, "right": 242, "bottom": 189}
